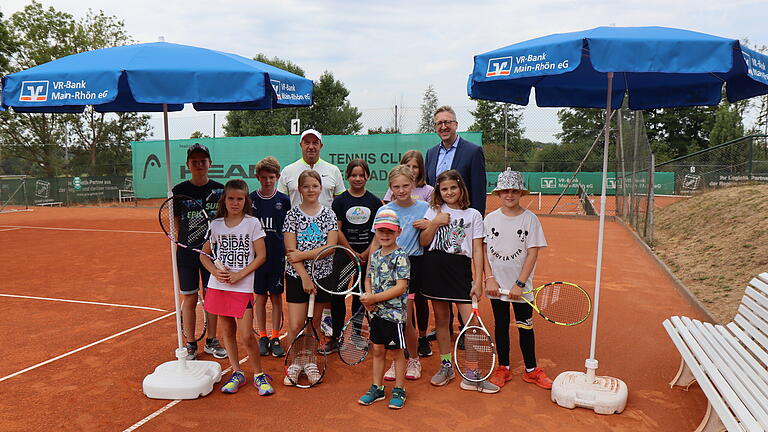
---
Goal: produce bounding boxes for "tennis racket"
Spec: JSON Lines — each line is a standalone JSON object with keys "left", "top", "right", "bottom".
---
{"left": 338, "top": 305, "right": 371, "bottom": 366}
{"left": 312, "top": 245, "right": 363, "bottom": 296}
{"left": 284, "top": 293, "right": 326, "bottom": 388}
{"left": 500, "top": 281, "right": 592, "bottom": 326}
{"left": 453, "top": 297, "right": 496, "bottom": 382}
{"left": 158, "top": 194, "right": 225, "bottom": 271}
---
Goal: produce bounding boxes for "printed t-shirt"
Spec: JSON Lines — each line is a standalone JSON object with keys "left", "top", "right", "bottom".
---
{"left": 332, "top": 190, "right": 383, "bottom": 253}
{"left": 207, "top": 214, "right": 266, "bottom": 293}
{"left": 250, "top": 190, "right": 291, "bottom": 273}
{"left": 424, "top": 203, "right": 484, "bottom": 259}
{"left": 369, "top": 247, "right": 410, "bottom": 323}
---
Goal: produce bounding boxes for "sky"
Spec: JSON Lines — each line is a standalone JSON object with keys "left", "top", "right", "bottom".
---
{"left": 2, "top": 0, "right": 768, "bottom": 142}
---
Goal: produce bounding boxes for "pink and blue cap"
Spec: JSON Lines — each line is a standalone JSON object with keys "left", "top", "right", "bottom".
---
{"left": 373, "top": 209, "right": 400, "bottom": 231}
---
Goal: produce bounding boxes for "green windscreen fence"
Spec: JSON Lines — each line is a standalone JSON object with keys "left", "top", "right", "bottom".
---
{"left": 131, "top": 132, "right": 482, "bottom": 198}
{"left": 486, "top": 171, "right": 674, "bottom": 195}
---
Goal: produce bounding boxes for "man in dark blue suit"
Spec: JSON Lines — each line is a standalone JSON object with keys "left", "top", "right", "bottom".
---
{"left": 425, "top": 106, "right": 487, "bottom": 215}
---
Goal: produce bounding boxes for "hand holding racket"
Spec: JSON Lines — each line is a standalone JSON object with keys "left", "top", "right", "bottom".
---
{"left": 500, "top": 281, "right": 592, "bottom": 326}
{"left": 158, "top": 194, "right": 225, "bottom": 271}
{"left": 454, "top": 296, "right": 496, "bottom": 382}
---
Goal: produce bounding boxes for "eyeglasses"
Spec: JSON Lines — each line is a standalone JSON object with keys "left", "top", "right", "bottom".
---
{"left": 434, "top": 120, "right": 457, "bottom": 128}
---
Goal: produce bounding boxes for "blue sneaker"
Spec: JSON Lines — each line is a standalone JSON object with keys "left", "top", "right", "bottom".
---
{"left": 321, "top": 313, "right": 333, "bottom": 337}
{"left": 253, "top": 372, "right": 274, "bottom": 396}
{"left": 358, "top": 384, "right": 386, "bottom": 406}
{"left": 221, "top": 371, "right": 246, "bottom": 394}
{"left": 389, "top": 387, "right": 406, "bottom": 409}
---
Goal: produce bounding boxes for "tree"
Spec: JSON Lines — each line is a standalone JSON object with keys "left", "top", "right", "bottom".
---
{"left": 556, "top": 108, "right": 605, "bottom": 146}
{"left": 0, "top": 2, "right": 150, "bottom": 176}
{"left": 644, "top": 106, "right": 718, "bottom": 162}
{"left": 418, "top": 85, "right": 439, "bottom": 133}
{"left": 0, "top": 11, "right": 18, "bottom": 75}
{"left": 367, "top": 126, "right": 399, "bottom": 134}
{"left": 302, "top": 71, "right": 361, "bottom": 134}
{"left": 190, "top": 131, "right": 211, "bottom": 139}
{"left": 468, "top": 100, "right": 529, "bottom": 170}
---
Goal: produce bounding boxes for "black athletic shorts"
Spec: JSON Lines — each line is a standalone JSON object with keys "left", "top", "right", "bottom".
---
{"left": 254, "top": 271, "right": 285, "bottom": 295}
{"left": 370, "top": 315, "right": 406, "bottom": 350}
{"left": 178, "top": 264, "right": 211, "bottom": 295}
{"left": 285, "top": 274, "right": 332, "bottom": 304}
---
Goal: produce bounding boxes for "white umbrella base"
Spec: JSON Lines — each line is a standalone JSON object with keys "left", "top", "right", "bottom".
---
{"left": 551, "top": 366, "right": 628, "bottom": 415}
{"left": 143, "top": 350, "right": 222, "bottom": 400}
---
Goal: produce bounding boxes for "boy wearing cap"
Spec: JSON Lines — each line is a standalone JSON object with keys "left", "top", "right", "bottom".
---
{"left": 171, "top": 143, "right": 227, "bottom": 360}
{"left": 482, "top": 168, "right": 552, "bottom": 390}
{"left": 358, "top": 209, "right": 410, "bottom": 409}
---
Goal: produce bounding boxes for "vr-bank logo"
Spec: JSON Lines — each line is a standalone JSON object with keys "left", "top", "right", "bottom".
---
{"left": 541, "top": 178, "right": 557, "bottom": 189}
{"left": 143, "top": 154, "right": 161, "bottom": 179}
{"left": 486, "top": 57, "right": 512, "bottom": 77}
{"left": 270, "top": 80, "right": 281, "bottom": 100}
{"left": 19, "top": 80, "right": 50, "bottom": 102}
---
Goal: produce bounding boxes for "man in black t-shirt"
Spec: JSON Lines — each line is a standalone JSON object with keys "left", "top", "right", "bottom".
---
{"left": 171, "top": 143, "right": 227, "bottom": 361}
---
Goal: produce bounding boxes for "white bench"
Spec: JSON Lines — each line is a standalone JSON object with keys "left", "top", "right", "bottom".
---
{"left": 663, "top": 273, "right": 768, "bottom": 432}
{"left": 36, "top": 201, "right": 62, "bottom": 207}
{"left": 119, "top": 190, "right": 135, "bottom": 202}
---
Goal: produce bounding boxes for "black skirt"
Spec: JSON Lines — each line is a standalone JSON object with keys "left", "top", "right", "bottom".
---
{"left": 420, "top": 250, "right": 472, "bottom": 303}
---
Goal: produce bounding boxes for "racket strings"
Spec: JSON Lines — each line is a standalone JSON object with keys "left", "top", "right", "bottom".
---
{"left": 536, "top": 284, "right": 590, "bottom": 324}
{"left": 339, "top": 310, "right": 370, "bottom": 365}
{"left": 456, "top": 328, "right": 495, "bottom": 380}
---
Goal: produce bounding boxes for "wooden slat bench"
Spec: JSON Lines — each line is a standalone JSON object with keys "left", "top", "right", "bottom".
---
{"left": 663, "top": 273, "right": 768, "bottom": 432}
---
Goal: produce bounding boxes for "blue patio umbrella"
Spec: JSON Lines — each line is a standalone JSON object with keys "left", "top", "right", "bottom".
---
{"left": 468, "top": 26, "right": 768, "bottom": 416}
{"left": 1, "top": 41, "right": 313, "bottom": 399}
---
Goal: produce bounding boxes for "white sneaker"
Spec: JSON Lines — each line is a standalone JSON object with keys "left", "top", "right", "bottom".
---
{"left": 321, "top": 310, "right": 333, "bottom": 337}
{"left": 405, "top": 358, "right": 422, "bottom": 380}
{"left": 383, "top": 360, "right": 396, "bottom": 381}
{"left": 284, "top": 364, "right": 301, "bottom": 386}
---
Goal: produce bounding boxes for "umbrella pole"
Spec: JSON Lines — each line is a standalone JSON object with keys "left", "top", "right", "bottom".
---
{"left": 550, "top": 72, "right": 627, "bottom": 415}
{"left": 142, "top": 105, "right": 222, "bottom": 400}
{"left": 162, "top": 103, "right": 187, "bottom": 361}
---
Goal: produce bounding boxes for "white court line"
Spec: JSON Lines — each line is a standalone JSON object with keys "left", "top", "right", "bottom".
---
{"left": 0, "top": 293, "right": 168, "bottom": 312}
{"left": 0, "top": 227, "right": 21, "bottom": 232}
{"left": 0, "top": 311, "right": 175, "bottom": 383}
{"left": 0, "top": 225, "right": 161, "bottom": 234}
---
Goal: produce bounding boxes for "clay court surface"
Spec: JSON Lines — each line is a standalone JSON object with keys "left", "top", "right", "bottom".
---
{"left": 0, "top": 195, "right": 706, "bottom": 431}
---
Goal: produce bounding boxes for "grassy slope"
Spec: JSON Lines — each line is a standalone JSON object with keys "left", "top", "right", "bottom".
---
{"left": 653, "top": 184, "right": 768, "bottom": 323}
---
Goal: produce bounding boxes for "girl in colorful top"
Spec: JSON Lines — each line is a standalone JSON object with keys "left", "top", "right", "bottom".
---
{"left": 375, "top": 165, "right": 429, "bottom": 383}
{"left": 419, "top": 170, "right": 497, "bottom": 393}
{"left": 282, "top": 169, "right": 338, "bottom": 386}
{"left": 200, "top": 179, "right": 273, "bottom": 396}
{"left": 483, "top": 169, "right": 552, "bottom": 390}
{"left": 383, "top": 150, "right": 434, "bottom": 203}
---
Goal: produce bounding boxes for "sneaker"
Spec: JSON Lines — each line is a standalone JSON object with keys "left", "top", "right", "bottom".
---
{"left": 430, "top": 360, "right": 456, "bottom": 386}
{"left": 417, "top": 337, "right": 433, "bottom": 357}
{"left": 304, "top": 363, "right": 322, "bottom": 385}
{"left": 383, "top": 360, "right": 396, "bottom": 381}
{"left": 319, "top": 339, "right": 339, "bottom": 354}
{"left": 221, "top": 371, "right": 246, "bottom": 394}
{"left": 460, "top": 375, "right": 500, "bottom": 394}
{"left": 184, "top": 342, "right": 197, "bottom": 360}
{"left": 388, "top": 387, "right": 406, "bottom": 409}
{"left": 258, "top": 336, "right": 270, "bottom": 356}
{"left": 204, "top": 338, "right": 228, "bottom": 359}
{"left": 489, "top": 366, "right": 513, "bottom": 388}
{"left": 321, "top": 312, "right": 333, "bottom": 337}
{"left": 425, "top": 330, "right": 437, "bottom": 341}
{"left": 456, "top": 333, "right": 465, "bottom": 350}
{"left": 358, "top": 384, "right": 386, "bottom": 406}
{"left": 522, "top": 367, "right": 553, "bottom": 389}
{"left": 270, "top": 338, "right": 285, "bottom": 357}
{"left": 284, "top": 364, "right": 301, "bottom": 386}
{"left": 405, "top": 358, "right": 421, "bottom": 380}
{"left": 253, "top": 372, "right": 274, "bottom": 396}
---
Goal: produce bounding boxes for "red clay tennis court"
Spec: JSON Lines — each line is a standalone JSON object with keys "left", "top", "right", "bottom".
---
{"left": 0, "top": 196, "right": 706, "bottom": 431}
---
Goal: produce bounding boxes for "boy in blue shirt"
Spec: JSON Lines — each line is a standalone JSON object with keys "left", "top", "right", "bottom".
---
{"left": 358, "top": 209, "right": 410, "bottom": 409}
{"left": 250, "top": 157, "right": 291, "bottom": 357}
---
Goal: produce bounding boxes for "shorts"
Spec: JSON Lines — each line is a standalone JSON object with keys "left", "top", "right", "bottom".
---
{"left": 285, "top": 274, "right": 332, "bottom": 304}
{"left": 254, "top": 271, "right": 285, "bottom": 295}
{"left": 177, "top": 263, "right": 211, "bottom": 296}
{"left": 421, "top": 250, "right": 472, "bottom": 303}
{"left": 407, "top": 254, "right": 424, "bottom": 295}
{"left": 369, "top": 315, "right": 406, "bottom": 350}
{"left": 204, "top": 288, "right": 253, "bottom": 318}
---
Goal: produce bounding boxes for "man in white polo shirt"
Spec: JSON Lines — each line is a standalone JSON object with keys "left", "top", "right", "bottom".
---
{"left": 278, "top": 129, "right": 345, "bottom": 207}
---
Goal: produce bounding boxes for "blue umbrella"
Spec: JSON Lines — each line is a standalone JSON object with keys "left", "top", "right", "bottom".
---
{"left": 468, "top": 26, "right": 768, "bottom": 415}
{"left": 1, "top": 41, "right": 313, "bottom": 400}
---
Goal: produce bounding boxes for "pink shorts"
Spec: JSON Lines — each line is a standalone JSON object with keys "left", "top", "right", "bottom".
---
{"left": 204, "top": 288, "right": 253, "bottom": 318}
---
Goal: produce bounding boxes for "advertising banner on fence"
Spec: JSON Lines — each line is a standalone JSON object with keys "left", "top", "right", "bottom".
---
{"left": 131, "top": 132, "right": 482, "bottom": 198}
{"left": 485, "top": 171, "right": 675, "bottom": 195}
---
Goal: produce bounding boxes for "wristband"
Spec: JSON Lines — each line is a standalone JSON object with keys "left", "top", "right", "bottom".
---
{"left": 515, "top": 279, "right": 526, "bottom": 288}
{"left": 484, "top": 275, "right": 495, "bottom": 282}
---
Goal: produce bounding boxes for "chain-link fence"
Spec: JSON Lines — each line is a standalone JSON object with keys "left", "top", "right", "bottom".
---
{"left": 615, "top": 109, "right": 655, "bottom": 243}
{"left": 654, "top": 134, "right": 768, "bottom": 195}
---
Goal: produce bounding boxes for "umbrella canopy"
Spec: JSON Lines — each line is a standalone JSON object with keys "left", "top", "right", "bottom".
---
{"left": 468, "top": 26, "right": 768, "bottom": 109}
{"left": 1, "top": 41, "right": 312, "bottom": 113}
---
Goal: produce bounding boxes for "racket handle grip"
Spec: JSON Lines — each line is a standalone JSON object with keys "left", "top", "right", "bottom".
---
{"left": 213, "top": 259, "right": 225, "bottom": 271}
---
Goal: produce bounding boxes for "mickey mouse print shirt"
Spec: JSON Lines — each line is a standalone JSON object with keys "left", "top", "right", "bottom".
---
{"left": 424, "top": 203, "right": 484, "bottom": 259}
{"left": 483, "top": 208, "right": 547, "bottom": 303}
